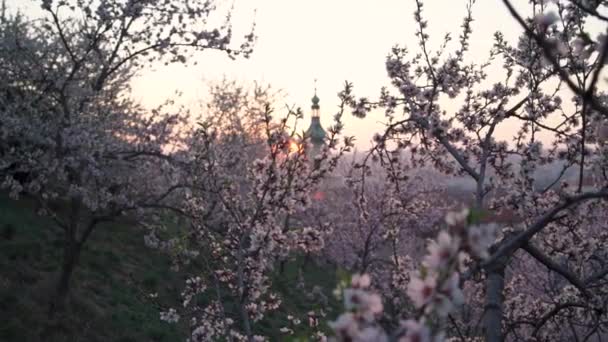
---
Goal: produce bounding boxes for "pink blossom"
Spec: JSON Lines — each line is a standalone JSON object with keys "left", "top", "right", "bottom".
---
{"left": 445, "top": 208, "right": 469, "bottom": 226}
{"left": 423, "top": 231, "right": 460, "bottom": 270}
{"left": 467, "top": 223, "right": 499, "bottom": 259}
{"left": 351, "top": 274, "right": 372, "bottom": 288}
{"left": 407, "top": 273, "right": 438, "bottom": 309}
{"left": 534, "top": 11, "right": 559, "bottom": 28}
{"left": 344, "top": 289, "right": 383, "bottom": 318}
{"left": 160, "top": 308, "right": 180, "bottom": 323}
{"left": 356, "top": 327, "right": 388, "bottom": 342}
{"left": 433, "top": 273, "right": 465, "bottom": 317}
{"left": 597, "top": 120, "right": 608, "bottom": 143}
{"left": 399, "top": 320, "right": 431, "bottom": 342}
{"left": 329, "top": 313, "right": 359, "bottom": 339}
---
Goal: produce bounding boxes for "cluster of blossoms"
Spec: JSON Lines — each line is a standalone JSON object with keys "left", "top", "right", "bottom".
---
{"left": 0, "top": 0, "right": 258, "bottom": 313}
{"left": 533, "top": 1, "right": 608, "bottom": 64}
{"left": 160, "top": 308, "right": 180, "bottom": 324}
{"left": 329, "top": 274, "right": 387, "bottom": 341}
{"left": 330, "top": 208, "right": 500, "bottom": 342}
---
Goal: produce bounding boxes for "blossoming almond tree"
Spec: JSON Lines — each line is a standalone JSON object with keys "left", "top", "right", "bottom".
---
{"left": 0, "top": 0, "right": 253, "bottom": 313}
{"left": 338, "top": 0, "right": 608, "bottom": 340}
{"left": 153, "top": 82, "right": 355, "bottom": 341}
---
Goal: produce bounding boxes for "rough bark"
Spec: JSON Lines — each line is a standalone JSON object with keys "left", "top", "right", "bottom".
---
{"left": 484, "top": 260, "right": 506, "bottom": 342}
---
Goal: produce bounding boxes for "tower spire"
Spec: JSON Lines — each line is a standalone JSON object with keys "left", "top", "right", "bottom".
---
{"left": 311, "top": 79, "right": 320, "bottom": 114}
{"left": 306, "top": 80, "right": 326, "bottom": 156}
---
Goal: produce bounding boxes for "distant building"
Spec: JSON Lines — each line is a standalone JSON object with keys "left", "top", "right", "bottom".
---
{"left": 305, "top": 90, "right": 326, "bottom": 158}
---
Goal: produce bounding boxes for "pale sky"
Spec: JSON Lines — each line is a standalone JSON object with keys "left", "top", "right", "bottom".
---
{"left": 131, "top": 0, "right": 529, "bottom": 149}
{"left": 8, "top": 0, "right": 573, "bottom": 149}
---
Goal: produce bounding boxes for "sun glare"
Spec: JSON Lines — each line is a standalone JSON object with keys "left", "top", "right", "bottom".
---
{"left": 288, "top": 140, "right": 301, "bottom": 154}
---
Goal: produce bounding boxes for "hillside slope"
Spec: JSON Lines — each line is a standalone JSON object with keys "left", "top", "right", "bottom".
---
{"left": 0, "top": 195, "right": 186, "bottom": 342}
{"left": 0, "top": 196, "right": 342, "bottom": 341}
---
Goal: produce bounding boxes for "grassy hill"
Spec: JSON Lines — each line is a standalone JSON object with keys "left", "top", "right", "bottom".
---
{"left": 0, "top": 195, "right": 342, "bottom": 341}
{"left": 0, "top": 195, "right": 187, "bottom": 341}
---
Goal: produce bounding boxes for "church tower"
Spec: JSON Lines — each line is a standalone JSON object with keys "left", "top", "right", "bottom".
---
{"left": 305, "top": 87, "right": 326, "bottom": 157}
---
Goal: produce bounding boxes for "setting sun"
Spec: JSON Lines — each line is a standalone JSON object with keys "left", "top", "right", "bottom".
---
{"left": 288, "top": 140, "right": 301, "bottom": 154}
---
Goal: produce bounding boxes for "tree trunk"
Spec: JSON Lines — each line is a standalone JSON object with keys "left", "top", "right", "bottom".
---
{"left": 302, "top": 252, "right": 311, "bottom": 270}
{"left": 48, "top": 238, "right": 81, "bottom": 316}
{"left": 235, "top": 241, "right": 253, "bottom": 340}
{"left": 239, "top": 302, "right": 253, "bottom": 341}
{"left": 484, "top": 262, "right": 506, "bottom": 342}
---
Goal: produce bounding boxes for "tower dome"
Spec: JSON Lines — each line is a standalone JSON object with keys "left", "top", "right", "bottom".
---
{"left": 311, "top": 94, "right": 320, "bottom": 110}
{"left": 306, "top": 89, "right": 326, "bottom": 154}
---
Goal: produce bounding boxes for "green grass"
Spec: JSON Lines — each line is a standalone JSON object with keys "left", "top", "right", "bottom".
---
{"left": 0, "top": 195, "right": 185, "bottom": 342}
{"left": 0, "top": 195, "right": 344, "bottom": 341}
{"left": 260, "top": 258, "right": 344, "bottom": 340}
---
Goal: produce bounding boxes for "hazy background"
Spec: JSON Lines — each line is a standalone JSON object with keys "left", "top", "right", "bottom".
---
{"left": 8, "top": 0, "right": 574, "bottom": 149}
